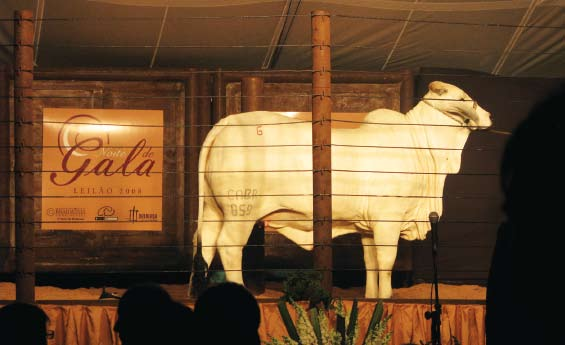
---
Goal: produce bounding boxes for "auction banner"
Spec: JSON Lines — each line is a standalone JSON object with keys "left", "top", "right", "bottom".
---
{"left": 41, "top": 108, "right": 163, "bottom": 231}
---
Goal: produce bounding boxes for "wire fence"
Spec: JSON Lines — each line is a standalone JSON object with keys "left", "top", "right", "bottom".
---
{"left": 1, "top": 6, "right": 540, "bottom": 294}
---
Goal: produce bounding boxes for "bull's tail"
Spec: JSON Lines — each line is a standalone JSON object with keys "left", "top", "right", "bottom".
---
{"left": 188, "top": 116, "right": 230, "bottom": 298}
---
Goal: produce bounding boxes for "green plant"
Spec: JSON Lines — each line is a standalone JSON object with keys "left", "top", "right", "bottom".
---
{"left": 281, "top": 270, "right": 331, "bottom": 309}
{"left": 265, "top": 298, "right": 392, "bottom": 345}
{"left": 266, "top": 271, "right": 391, "bottom": 345}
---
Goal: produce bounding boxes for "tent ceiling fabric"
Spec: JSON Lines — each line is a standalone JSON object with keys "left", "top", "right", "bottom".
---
{"left": 91, "top": 0, "right": 565, "bottom": 11}
{"left": 1, "top": 0, "right": 563, "bottom": 77}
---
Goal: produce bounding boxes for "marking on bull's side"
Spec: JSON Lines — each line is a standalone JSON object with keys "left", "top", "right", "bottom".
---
{"left": 227, "top": 189, "right": 258, "bottom": 200}
{"left": 228, "top": 189, "right": 258, "bottom": 217}
{"left": 230, "top": 204, "right": 253, "bottom": 216}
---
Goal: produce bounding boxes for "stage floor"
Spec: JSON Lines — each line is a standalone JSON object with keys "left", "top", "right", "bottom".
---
{"left": 0, "top": 281, "right": 486, "bottom": 301}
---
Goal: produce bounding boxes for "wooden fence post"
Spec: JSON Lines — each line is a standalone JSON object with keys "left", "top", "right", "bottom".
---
{"left": 311, "top": 10, "right": 332, "bottom": 294}
{"left": 241, "top": 76, "right": 264, "bottom": 112}
{"left": 14, "top": 9, "right": 35, "bottom": 303}
{"left": 0, "top": 66, "right": 11, "bottom": 271}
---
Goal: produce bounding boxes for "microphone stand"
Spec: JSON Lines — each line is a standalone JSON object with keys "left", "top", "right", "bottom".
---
{"left": 425, "top": 211, "right": 441, "bottom": 345}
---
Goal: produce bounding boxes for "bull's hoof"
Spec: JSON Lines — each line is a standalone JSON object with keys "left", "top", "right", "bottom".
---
{"left": 188, "top": 271, "right": 208, "bottom": 298}
{"left": 209, "top": 270, "right": 227, "bottom": 284}
{"left": 188, "top": 255, "right": 210, "bottom": 298}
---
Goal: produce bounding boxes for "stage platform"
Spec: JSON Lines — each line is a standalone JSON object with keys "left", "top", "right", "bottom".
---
{"left": 0, "top": 282, "right": 486, "bottom": 345}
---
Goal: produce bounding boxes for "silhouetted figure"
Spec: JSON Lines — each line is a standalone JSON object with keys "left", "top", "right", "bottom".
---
{"left": 0, "top": 302, "right": 50, "bottom": 345}
{"left": 168, "top": 301, "right": 195, "bottom": 345}
{"left": 487, "top": 84, "right": 565, "bottom": 345}
{"left": 194, "top": 282, "right": 261, "bottom": 345}
{"left": 114, "top": 283, "right": 192, "bottom": 345}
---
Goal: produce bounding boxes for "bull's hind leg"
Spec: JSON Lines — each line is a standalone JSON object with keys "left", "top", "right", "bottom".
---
{"left": 189, "top": 202, "right": 223, "bottom": 297}
{"left": 199, "top": 202, "right": 223, "bottom": 267}
{"left": 374, "top": 223, "right": 401, "bottom": 299}
{"left": 362, "top": 236, "right": 379, "bottom": 298}
{"left": 216, "top": 220, "right": 254, "bottom": 285}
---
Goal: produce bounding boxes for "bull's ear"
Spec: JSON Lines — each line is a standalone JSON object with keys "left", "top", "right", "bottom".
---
{"left": 429, "top": 81, "right": 447, "bottom": 96}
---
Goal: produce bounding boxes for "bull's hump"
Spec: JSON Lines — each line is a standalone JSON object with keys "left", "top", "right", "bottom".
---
{"left": 226, "top": 111, "right": 298, "bottom": 125}
{"left": 365, "top": 108, "right": 406, "bottom": 123}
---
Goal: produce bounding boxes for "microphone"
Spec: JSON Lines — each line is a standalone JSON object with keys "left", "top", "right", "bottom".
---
{"left": 429, "top": 211, "right": 439, "bottom": 223}
{"left": 429, "top": 212, "right": 439, "bottom": 253}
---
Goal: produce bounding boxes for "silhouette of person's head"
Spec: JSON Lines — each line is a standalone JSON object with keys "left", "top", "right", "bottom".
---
{"left": 194, "top": 282, "right": 261, "bottom": 345}
{"left": 114, "top": 283, "right": 174, "bottom": 345}
{"left": 487, "top": 84, "right": 565, "bottom": 345}
{"left": 167, "top": 301, "right": 195, "bottom": 345}
{"left": 0, "top": 302, "right": 50, "bottom": 345}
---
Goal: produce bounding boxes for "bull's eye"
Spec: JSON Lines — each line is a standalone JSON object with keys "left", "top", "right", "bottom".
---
{"left": 464, "top": 118, "right": 470, "bottom": 124}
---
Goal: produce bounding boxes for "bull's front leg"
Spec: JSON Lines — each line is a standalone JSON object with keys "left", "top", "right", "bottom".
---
{"left": 216, "top": 222, "right": 253, "bottom": 286}
{"left": 374, "top": 224, "right": 401, "bottom": 299}
{"left": 361, "top": 236, "right": 379, "bottom": 298}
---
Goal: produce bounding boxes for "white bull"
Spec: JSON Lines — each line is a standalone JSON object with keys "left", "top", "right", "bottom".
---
{"left": 190, "top": 81, "right": 492, "bottom": 298}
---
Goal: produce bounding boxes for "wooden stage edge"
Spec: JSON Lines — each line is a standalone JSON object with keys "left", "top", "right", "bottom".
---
{"left": 0, "top": 299, "right": 487, "bottom": 345}
{"left": 1, "top": 298, "right": 486, "bottom": 306}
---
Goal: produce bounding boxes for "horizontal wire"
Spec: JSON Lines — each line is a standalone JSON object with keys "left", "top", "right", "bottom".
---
{"left": 0, "top": 119, "right": 491, "bottom": 130}
{"left": 417, "top": 70, "right": 565, "bottom": 79}
{"left": 0, "top": 95, "right": 305, "bottom": 100}
{"left": 0, "top": 94, "right": 489, "bottom": 101}
{"left": 330, "top": 118, "right": 475, "bottom": 128}
{"left": 331, "top": 170, "right": 498, "bottom": 176}
{"left": 0, "top": 43, "right": 313, "bottom": 49}
{"left": 1, "top": 43, "right": 561, "bottom": 57}
{"left": 0, "top": 43, "right": 559, "bottom": 58}
{"left": 30, "top": 68, "right": 315, "bottom": 74}
{"left": 0, "top": 65, "right": 555, "bottom": 82}
{"left": 0, "top": 191, "right": 501, "bottom": 199}
{"left": 332, "top": 68, "right": 565, "bottom": 81}
{"left": 0, "top": 268, "right": 490, "bottom": 275}
{"left": 331, "top": 144, "right": 499, "bottom": 151}
{"left": 202, "top": 267, "right": 489, "bottom": 273}
{"left": 0, "top": 219, "right": 501, "bottom": 224}
{"left": 0, "top": 243, "right": 495, "bottom": 249}
{"left": 0, "top": 167, "right": 501, "bottom": 175}
{"left": 332, "top": 13, "right": 564, "bottom": 30}
{"left": 0, "top": 121, "right": 503, "bottom": 131}
{"left": 0, "top": 144, "right": 314, "bottom": 149}
{"left": 0, "top": 44, "right": 560, "bottom": 58}
{"left": 0, "top": 143, "right": 503, "bottom": 152}
{"left": 3, "top": 169, "right": 313, "bottom": 174}
{"left": 0, "top": 14, "right": 311, "bottom": 22}
{"left": 331, "top": 44, "right": 563, "bottom": 56}
{"left": 0, "top": 123, "right": 512, "bottom": 136}
{"left": 200, "top": 218, "right": 501, "bottom": 223}
{"left": 0, "top": 118, "right": 483, "bottom": 128}
{"left": 4, "top": 119, "right": 314, "bottom": 128}
{"left": 1, "top": 193, "right": 317, "bottom": 198}
{"left": 0, "top": 94, "right": 488, "bottom": 105}
{"left": 0, "top": 94, "right": 314, "bottom": 100}
{"left": 1, "top": 13, "right": 561, "bottom": 30}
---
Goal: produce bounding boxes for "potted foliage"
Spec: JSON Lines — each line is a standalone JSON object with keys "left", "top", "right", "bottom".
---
{"left": 265, "top": 271, "right": 392, "bottom": 345}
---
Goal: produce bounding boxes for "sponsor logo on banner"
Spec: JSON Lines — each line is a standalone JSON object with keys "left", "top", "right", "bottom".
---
{"left": 41, "top": 108, "right": 163, "bottom": 231}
